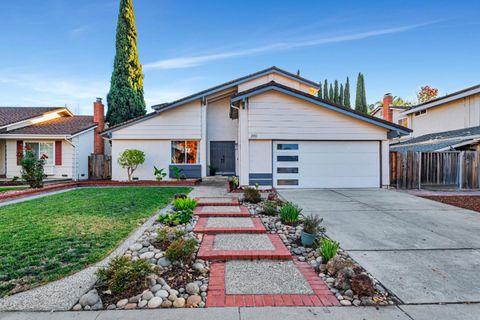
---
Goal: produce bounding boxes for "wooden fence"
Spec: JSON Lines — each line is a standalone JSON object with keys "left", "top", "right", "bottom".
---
{"left": 390, "top": 151, "right": 480, "bottom": 189}
{"left": 88, "top": 154, "right": 112, "bottom": 180}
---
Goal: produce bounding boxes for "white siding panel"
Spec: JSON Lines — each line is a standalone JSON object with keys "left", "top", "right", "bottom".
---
{"left": 111, "top": 101, "right": 202, "bottom": 140}
{"left": 248, "top": 91, "right": 387, "bottom": 140}
{"left": 207, "top": 97, "right": 238, "bottom": 142}
{"left": 249, "top": 140, "right": 272, "bottom": 173}
{"left": 74, "top": 130, "right": 94, "bottom": 180}
{"left": 111, "top": 140, "right": 171, "bottom": 181}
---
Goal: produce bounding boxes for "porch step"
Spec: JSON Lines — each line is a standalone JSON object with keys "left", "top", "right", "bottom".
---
{"left": 198, "top": 234, "right": 291, "bottom": 260}
{"left": 195, "top": 197, "right": 240, "bottom": 207}
{"left": 194, "top": 205, "right": 251, "bottom": 217}
{"left": 193, "top": 217, "right": 266, "bottom": 234}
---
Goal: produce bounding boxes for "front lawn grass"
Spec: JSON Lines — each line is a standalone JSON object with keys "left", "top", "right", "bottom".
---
{"left": 0, "top": 186, "right": 190, "bottom": 297}
{"left": 0, "top": 186, "right": 28, "bottom": 193}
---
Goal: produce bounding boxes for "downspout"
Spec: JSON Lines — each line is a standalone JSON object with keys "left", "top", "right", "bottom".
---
{"left": 63, "top": 137, "right": 77, "bottom": 180}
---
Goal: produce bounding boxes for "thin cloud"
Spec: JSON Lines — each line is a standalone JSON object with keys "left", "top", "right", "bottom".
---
{"left": 145, "top": 23, "right": 431, "bottom": 70}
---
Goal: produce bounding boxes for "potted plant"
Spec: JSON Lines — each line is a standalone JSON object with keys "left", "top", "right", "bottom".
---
{"left": 301, "top": 215, "right": 324, "bottom": 246}
{"left": 208, "top": 164, "right": 218, "bottom": 176}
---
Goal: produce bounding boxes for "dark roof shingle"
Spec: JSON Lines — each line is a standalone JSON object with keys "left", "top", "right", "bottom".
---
{"left": 4, "top": 116, "right": 96, "bottom": 136}
{"left": 0, "top": 107, "right": 62, "bottom": 127}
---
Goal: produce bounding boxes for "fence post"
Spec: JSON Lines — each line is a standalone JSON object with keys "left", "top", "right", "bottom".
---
{"left": 418, "top": 152, "right": 422, "bottom": 189}
{"left": 459, "top": 151, "right": 464, "bottom": 189}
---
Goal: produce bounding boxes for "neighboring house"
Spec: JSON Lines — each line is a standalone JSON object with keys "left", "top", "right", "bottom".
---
{"left": 374, "top": 84, "right": 480, "bottom": 152}
{"left": 370, "top": 94, "right": 409, "bottom": 128}
{"left": 102, "top": 67, "right": 410, "bottom": 188}
{"left": 0, "top": 99, "right": 106, "bottom": 180}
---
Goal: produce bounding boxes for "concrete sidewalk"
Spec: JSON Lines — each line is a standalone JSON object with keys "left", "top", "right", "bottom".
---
{"left": 1, "top": 304, "right": 479, "bottom": 320}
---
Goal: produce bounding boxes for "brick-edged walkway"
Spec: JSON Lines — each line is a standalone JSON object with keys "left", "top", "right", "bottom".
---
{"left": 194, "top": 197, "right": 339, "bottom": 308}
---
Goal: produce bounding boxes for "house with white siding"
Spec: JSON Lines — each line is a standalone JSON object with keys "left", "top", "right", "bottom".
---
{"left": 102, "top": 67, "right": 411, "bottom": 188}
{"left": 0, "top": 99, "right": 106, "bottom": 180}
{"left": 373, "top": 84, "right": 480, "bottom": 152}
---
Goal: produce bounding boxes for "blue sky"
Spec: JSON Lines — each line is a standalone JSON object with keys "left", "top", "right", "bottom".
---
{"left": 0, "top": 0, "right": 479, "bottom": 115}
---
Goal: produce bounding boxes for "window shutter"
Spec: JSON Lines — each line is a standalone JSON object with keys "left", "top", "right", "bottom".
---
{"left": 16, "top": 141, "right": 23, "bottom": 165}
{"left": 55, "top": 141, "right": 62, "bottom": 165}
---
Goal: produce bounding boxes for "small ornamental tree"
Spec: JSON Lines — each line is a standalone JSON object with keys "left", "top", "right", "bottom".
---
{"left": 417, "top": 85, "right": 438, "bottom": 103}
{"left": 20, "top": 149, "right": 46, "bottom": 188}
{"left": 118, "top": 149, "right": 145, "bottom": 181}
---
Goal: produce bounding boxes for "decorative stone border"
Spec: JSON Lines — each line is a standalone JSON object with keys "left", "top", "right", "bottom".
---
{"left": 198, "top": 234, "right": 291, "bottom": 260}
{"left": 193, "top": 205, "right": 251, "bottom": 217}
{"left": 206, "top": 260, "right": 339, "bottom": 307}
{"left": 193, "top": 217, "right": 266, "bottom": 234}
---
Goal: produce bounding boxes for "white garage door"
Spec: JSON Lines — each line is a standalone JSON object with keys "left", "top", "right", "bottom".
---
{"left": 273, "top": 141, "right": 380, "bottom": 188}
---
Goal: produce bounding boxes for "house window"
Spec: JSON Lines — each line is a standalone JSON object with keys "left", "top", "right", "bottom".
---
{"left": 171, "top": 141, "right": 199, "bottom": 164}
{"left": 277, "top": 167, "right": 299, "bottom": 174}
{"left": 398, "top": 118, "right": 409, "bottom": 127}
{"left": 277, "top": 179, "right": 299, "bottom": 186}
{"left": 414, "top": 110, "right": 427, "bottom": 116}
{"left": 277, "top": 155, "right": 298, "bottom": 162}
{"left": 25, "top": 142, "right": 54, "bottom": 165}
{"left": 277, "top": 144, "right": 299, "bottom": 150}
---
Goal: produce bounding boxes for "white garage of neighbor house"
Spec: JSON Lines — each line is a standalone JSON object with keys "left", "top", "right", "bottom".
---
{"left": 102, "top": 67, "right": 411, "bottom": 188}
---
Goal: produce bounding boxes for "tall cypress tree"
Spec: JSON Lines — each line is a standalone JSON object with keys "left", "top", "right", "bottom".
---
{"left": 329, "top": 84, "right": 334, "bottom": 103}
{"left": 106, "top": 0, "right": 146, "bottom": 126}
{"left": 339, "top": 84, "right": 344, "bottom": 106}
{"left": 317, "top": 82, "right": 323, "bottom": 99}
{"left": 333, "top": 80, "right": 339, "bottom": 103}
{"left": 323, "top": 79, "right": 329, "bottom": 101}
{"left": 355, "top": 73, "right": 368, "bottom": 113}
{"left": 344, "top": 77, "right": 351, "bottom": 108}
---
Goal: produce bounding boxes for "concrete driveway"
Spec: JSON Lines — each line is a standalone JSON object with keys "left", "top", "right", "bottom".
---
{"left": 279, "top": 188, "right": 480, "bottom": 304}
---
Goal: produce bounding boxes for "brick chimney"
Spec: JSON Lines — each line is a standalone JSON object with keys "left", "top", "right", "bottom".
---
{"left": 93, "top": 98, "right": 105, "bottom": 155}
{"left": 383, "top": 93, "right": 393, "bottom": 122}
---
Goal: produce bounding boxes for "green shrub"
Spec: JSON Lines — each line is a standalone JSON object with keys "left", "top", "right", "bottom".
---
{"left": 96, "top": 256, "right": 154, "bottom": 295}
{"left": 279, "top": 202, "right": 302, "bottom": 224}
{"left": 165, "top": 238, "right": 198, "bottom": 263}
{"left": 173, "top": 198, "right": 197, "bottom": 211}
{"left": 172, "top": 166, "right": 187, "bottom": 180}
{"left": 153, "top": 166, "right": 167, "bottom": 181}
{"left": 318, "top": 238, "right": 340, "bottom": 263}
{"left": 154, "top": 227, "right": 186, "bottom": 250}
{"left": 229, "top": 176, "right": 239, "bottom": 190}
{"left": 303, "top": 215, "right": 325, "bottom": 234}
{"left": 260, "top": 200, "right": 278, "bottom": 216}
{"left": 117, "top": 149, "right": 145, "bottom": 181}
{"left": 20, "top": 149, "right": 45, "bottom": 188}
{"left": 243, "top": 187, "right": 261, "bottom": 203}
{"left": 157, "top": 209, "right": 193, "bottom": 226}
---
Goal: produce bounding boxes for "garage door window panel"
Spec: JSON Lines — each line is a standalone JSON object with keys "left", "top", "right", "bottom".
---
{"left": 277, "top": 167, "right": 299, "bottom": 174}
{"left": 277, "top": 179, "right": 299, "bottom": 186}
{"left": 277, "top": 155, "right": 298, "bottom": 162}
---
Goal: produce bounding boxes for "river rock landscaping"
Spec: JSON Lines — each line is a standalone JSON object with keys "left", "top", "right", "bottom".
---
{"left": 73, "top": 197, "right": 210, "bottom": 311}
{"left": 246, "top": 195, "right": 396, "bottom": 307}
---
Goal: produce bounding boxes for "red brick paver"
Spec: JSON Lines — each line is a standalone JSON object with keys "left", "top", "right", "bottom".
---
{"left": 205, "top": 260, "right": 339, "bottom": 307}
{"left": 198, "top": 234, "right": 291, "bottom": 260}
{"left": 193, "top": 205, "right": 251, "bottom": 217}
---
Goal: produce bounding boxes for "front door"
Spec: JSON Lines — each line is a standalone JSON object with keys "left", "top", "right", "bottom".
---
{"left": 210, "top": 141, "right": 235, "bottom": 175}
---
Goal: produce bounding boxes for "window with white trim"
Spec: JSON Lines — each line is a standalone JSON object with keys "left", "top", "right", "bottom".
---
{"left": 25, "top": 142, "right": 54, "bottom": 165}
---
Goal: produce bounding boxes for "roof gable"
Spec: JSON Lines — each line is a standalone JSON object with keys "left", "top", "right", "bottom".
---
{"left": 0, "top": 107, "right": 65, "bottom": 127}
{"left": 151, "top": 66, "right": 319, "bottom": 111}
{"left": 231, "top": 81, "right": 411, "bottom": 137}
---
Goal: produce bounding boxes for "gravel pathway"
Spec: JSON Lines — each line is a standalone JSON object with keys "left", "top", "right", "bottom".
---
{"left": 200, "top": 206, "right": 241, "bottom": 213}
{"left": 213, "top": 234, "right": 275, "bottom": 250}
{"left": 225, "top": 260, "right": 314, "bottom": 295}
{"left": 206, "top": 217, "right": 254, "bottom": 228}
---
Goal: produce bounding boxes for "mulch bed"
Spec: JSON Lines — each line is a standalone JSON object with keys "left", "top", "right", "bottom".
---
{"left": 421, "top": 195, "right": 480, "bottom": 212}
